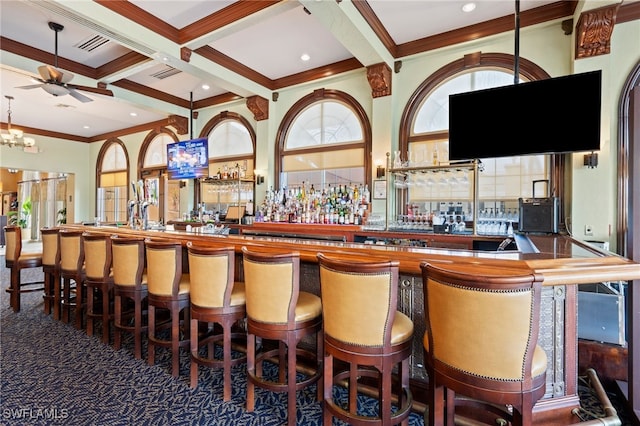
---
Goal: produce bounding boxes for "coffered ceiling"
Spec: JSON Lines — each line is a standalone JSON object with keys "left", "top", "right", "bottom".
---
{"left": 0, "top": 0, "right": 591, "bottom": 142}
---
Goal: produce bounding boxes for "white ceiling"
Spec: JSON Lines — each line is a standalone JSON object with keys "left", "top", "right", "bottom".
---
{"left": 0, "top": 0, "right": 588, "bottom": 141}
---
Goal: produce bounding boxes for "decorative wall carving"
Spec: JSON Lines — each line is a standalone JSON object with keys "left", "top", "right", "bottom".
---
{"left": 246, "top": 96, "right": 269, "bottom": 121}
{"left": 366, "top": 63, "right": 392, "bottom": 98}
{"left": 167, "top": 115, "right": 188, "bottom": 135}
{"left": 180, "top": 47, "right": 192, "bottom": 62}
{"left": 576, "top": 4, "right": 618, "bottom": 59}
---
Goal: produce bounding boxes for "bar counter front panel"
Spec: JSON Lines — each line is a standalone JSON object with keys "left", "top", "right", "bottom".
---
{"left": 65, "top": 224, "right": 640, "bottom": 424}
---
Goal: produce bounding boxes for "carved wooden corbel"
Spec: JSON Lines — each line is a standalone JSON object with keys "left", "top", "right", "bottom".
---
{"left": 168, "top": 115, "right": 188, "bottom": 135}
{"left": 180, "top": 47, "right": 192, "bottom": 63}
{"left": 576, "top": 4, "right": 619, "bottom": 59}
{"left": 366, "top": 63, "right": 391, "bottom": 98}
{"left": 246, "top": 96, "right": 269, "bottom": 121}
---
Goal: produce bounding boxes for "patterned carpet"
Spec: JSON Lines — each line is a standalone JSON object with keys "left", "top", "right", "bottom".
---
{"left": 0, "top": 255, "right": 633, "bottom": 425}
{"left": 0, "top": 259, "right": 424, "bottom": 426}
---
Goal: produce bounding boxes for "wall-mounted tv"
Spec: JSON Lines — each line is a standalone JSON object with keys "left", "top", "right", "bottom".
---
{"left": 448, "top": 70, "right": 601, "bottom": 161}
{"left": 167, "top": 138, "right": 209, "bottom": 180}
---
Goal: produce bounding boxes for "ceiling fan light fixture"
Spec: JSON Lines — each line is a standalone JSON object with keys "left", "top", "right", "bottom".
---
{"left": 42, "top": 83, "right": 70, "bottom": 97}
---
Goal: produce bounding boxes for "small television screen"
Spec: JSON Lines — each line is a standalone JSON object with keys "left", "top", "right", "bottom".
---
{"left": 167, "top": 138, "right": 209, "bottom": 180}
{"left": 448, "top": 70, "right": 601, "bottom": 161}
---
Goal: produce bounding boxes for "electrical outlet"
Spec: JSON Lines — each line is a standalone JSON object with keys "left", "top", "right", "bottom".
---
{"left": 585, "top": 225, "right": 593, "bottom": 236}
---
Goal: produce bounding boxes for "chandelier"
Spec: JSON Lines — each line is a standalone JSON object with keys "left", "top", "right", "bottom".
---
{"left": 1, "top": 95, "right": 36, "bottom": 148}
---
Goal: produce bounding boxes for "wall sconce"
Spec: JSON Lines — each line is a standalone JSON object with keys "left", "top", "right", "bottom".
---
{"left": 376, "top": 165, "right": 386, "bottom": 179}
{"left": 584, "top": 152, "right": 598, "bottom": 168}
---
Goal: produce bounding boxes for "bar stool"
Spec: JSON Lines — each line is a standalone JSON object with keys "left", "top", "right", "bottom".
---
{"left": 420, "top": 262, "right": 547, "bottom": 426}
{"left": 145, "top": 239, "right": 190, "bottom": 378}
{"left": 187, "top": 243, "right": 246, "bottom": 399}
{"left": 317, "top": 253, "right": 414, "bottom": 426}
{"left": 83, "top": 232, "right": 114, "bottom": 344}
{"left": 41, "top": 227, "right": 61, "bottom": 318}
{"left": 111, "top": 236, "right": 148, "bottom": 360}
{"left": 241, "top": 246, "right": 322, "bottom": 426}
{"left": 4, "top": 225, "right": 43, "bottom": 312}
{"left": 58, "top": 229, "right": 86, "bottom": 329}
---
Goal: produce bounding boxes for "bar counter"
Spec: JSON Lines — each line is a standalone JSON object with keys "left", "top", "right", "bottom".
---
{"left": 64, "top": 223, "right": 640, "bottom": 424}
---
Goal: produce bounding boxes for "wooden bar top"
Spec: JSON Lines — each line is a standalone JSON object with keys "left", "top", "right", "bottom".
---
{"left": 67, "top": 224, "right": 640, "bottom": 286}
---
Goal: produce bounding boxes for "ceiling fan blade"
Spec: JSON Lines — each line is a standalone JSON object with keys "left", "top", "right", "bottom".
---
{"left": 67, "top": 87, "right": 93, "bottom": 103}
{"left": 37, "top": 65, "right": 52, "bottom": 81}
{"left": 17, "top": 84, "right": 45, "bottom": 90}
{"left": 70, "top": 85, "right": 114, "bottom": 97}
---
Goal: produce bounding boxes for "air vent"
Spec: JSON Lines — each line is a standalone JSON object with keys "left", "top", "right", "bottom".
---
{"left": 150, "top": 65, "right": 181, "bottom": 80}
{"left": 75, "top": 34, "right": 110, "bottom": 52}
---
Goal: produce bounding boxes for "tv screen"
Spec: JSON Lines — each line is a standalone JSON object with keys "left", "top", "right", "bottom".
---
{"left": 448, "top": 70, "right": 601, "bottom": 161}
{"left": 167, "top": 138, "right": 209, "bottom": 180}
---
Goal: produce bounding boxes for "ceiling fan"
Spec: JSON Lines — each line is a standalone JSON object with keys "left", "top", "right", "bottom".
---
{"left": 17, "top": 21, "right": 113, "bottom": 103}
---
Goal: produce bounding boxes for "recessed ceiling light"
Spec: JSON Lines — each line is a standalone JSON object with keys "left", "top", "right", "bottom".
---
{"left": 462, "top": 2, "right": 476, "bottom": 13}
{"left": 130, "top": 112, "right": 137, "bottom": 117}
{"left": 201, "top": 84, "right": 210, "bottom": 90}
{"left": 300, "top": 53, "right": 310, "bottom": 62}
{"left": 83, "top": 125, "right": 90, "bottom": 129}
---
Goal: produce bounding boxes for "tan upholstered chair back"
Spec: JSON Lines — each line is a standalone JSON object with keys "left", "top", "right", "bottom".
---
{"left": 4, "top": 225, "right": 20, "bottom": 263}
{"left": 111, "top": 237, "right": 145, "bottom": 288}
{"left": 421, "top": 262, "right": 544, "bottom": 382}
{"left": 83, "top": 233, "right": 112, "bottom": 280}
{"left": 58, "top": 230, "right": 84, "bottom": 273}
{"left": 145, "top": 240, "right": 182, "bottom": 296}
{"left": 188, "top": 245, "right": 235, "bottom": 308}
{"left": 41, "top": 228, "right": 60, "bottom": 266}
{"left": 318, "top": 253, "right": 399, "bottom": 347}
{"left": 242, "top": 247, "right": 299, "bottom": 324}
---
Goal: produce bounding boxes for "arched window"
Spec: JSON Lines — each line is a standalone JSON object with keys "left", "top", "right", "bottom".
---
{"left": 200, "top": 112, "right": 256, "bottom": 215}
{"left": 276, "top": 89, "right": 372, "bottom": 193}
{"left": 400, "top": 53, "right": 562, "bottom": 230}
{"left": 138, "top": 128, "right": 179, "bottom": 224}
{"left": 96, "top": 138, "right": 129, "bottom": 223}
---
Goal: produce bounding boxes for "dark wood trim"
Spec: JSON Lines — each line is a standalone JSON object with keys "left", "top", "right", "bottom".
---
{"left": 396, "top": 1, "right": 577, "bottom": 58}
{"left": 110, "top": 80, "right": 192, "bottom": 109}
{"left": 272, "top": 59, "right": 363, "bottom": 90}
{"left": 352, "top": 0, "right": 396, "bottom": 57}
{"left": 179, "top": 1, "right": 281, "bottom": 45}
{"left": 96, "top": 51, "right": 151, "bottom": 80}
{"left": 617, "top": 0, "right": 640, "bottom": 24}
{"left": 0, "top": 36, "right": 98, "bottom": 79}
{"left": 94, "top": 0, "right": 179, "bottom": 42}
{"left": 95, "top": 138, "right": 130, "bottom": 216}
{"left": 0, "top": 121, "right": 91, "bottom": 143}
{"left": 274, "top": 89, "right": 372, "bottom": 191}
{"left": 195, "top": 45, "right": 274, "bottom": 89}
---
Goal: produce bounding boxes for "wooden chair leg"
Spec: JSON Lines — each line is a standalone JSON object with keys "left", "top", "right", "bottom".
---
{"left": 148, "top": 305, "right": 156, "bottom": 366}
{"left": 43, "top": 273, "right": 52, "bottom": 315}
{"left": 10, "top": 267, "right": 20, "bottom": 312}
{"left": 190, "top": 317, "right": 199, "bottom": 388}
{"left": 53, "top": 274, "right": 61, "bottom": 321}
{"left": 287, "top": 337, "right": 297, "bottom": 426}
{"left": 86, "top": 286, "right": 95, "bottom": 336}
{"left": 134, "top": 294, "right": 143, "bottom": 360}
{"left": 223, "top": 323, "right": 232, "bottom": 401}
{"left": 75, "top": 278, "right": 84, "bottom": 330}
{"left": 114, "top": 294, "right": 122, "bottom": 350}
{"left": 171, "top": 304, "right": 180, "bottom": 377}
{"left": 102, "top": 285, "right": 111, "bottom": 344}
{"left": 246, "top": 333, "right": 256, "bottom": 412}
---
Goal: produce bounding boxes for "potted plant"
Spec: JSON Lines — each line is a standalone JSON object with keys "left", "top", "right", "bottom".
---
{"left": 57, "top": 207, "right": 67, "bottom": 225}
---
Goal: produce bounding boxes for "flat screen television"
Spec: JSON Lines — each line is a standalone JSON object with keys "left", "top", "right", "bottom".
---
{"left": 448, "top": 70, "right": 601, "bottom": 161}
{"left": 166, "top": 138, "right": 209, "bottom": 180}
